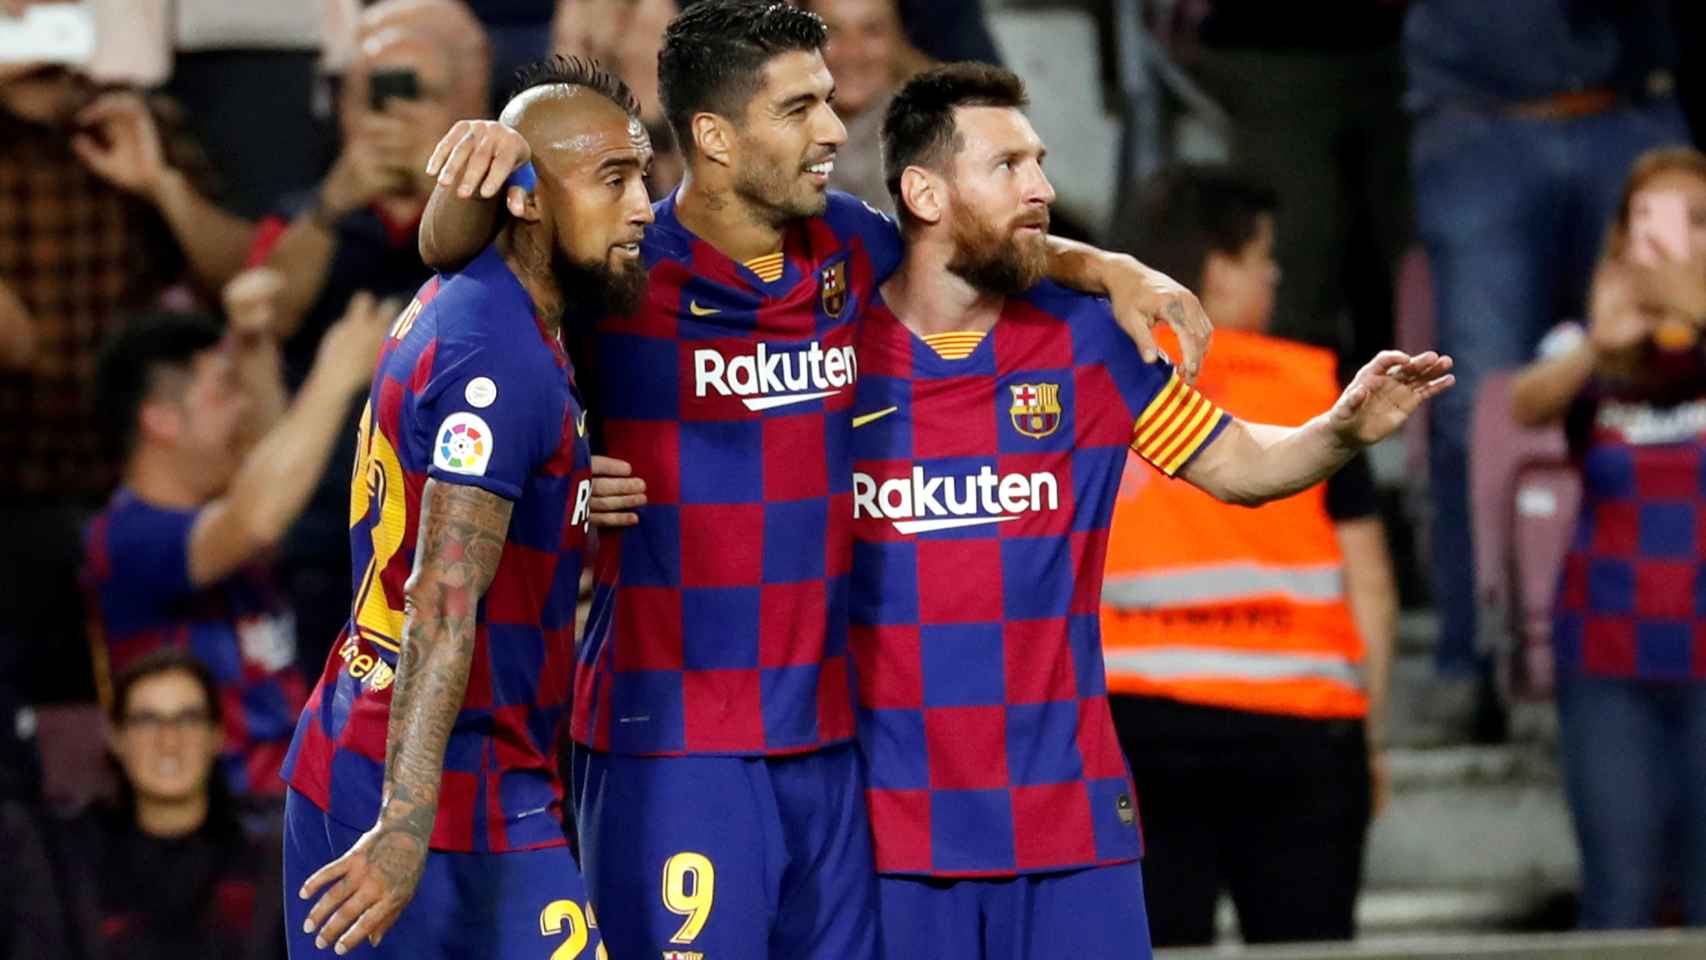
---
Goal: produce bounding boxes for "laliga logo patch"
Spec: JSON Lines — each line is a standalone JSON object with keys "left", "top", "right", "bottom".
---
{"left": 434, "top": 412, "right": 493, "bottom": 476}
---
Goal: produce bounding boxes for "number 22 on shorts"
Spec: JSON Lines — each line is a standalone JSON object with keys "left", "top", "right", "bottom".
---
{"left": 539, "top": 899, "right": 606, "bottom": 960}
{"left": 662, "top": 852, "right": 716, "bottom": 944}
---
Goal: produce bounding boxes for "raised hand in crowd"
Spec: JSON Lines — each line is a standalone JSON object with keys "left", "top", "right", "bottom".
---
{"left": 70, "top": 91, "right": 255, "bottom": 293}
{"left": 313, "top": 291, "right": 398, "bottom": 393}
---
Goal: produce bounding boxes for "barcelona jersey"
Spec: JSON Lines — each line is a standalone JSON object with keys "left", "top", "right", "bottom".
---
{"left": 849, "top": 282, "right": 1229, "bottom": 877}
{"left": 283, "top": 244, "right": 594, "bottom": 853}
{"left": 571, "top": 190, "right": 902, "bottom": 756}
{"left": 1555, "top": 376, "right": 1706, "bottom": 681}
{"left": 84, "top": 492, "right": 305, "bottom": 796}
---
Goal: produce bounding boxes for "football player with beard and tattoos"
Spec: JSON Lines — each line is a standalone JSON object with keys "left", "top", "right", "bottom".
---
{"left": 850, "top": 63, "right": 1455, "bottom": 959}
{"left": 279, "top": 58, "right": 652, "bottom": 958}
{"left": 416, "top": 5, "right": 1213, "bottom": 957}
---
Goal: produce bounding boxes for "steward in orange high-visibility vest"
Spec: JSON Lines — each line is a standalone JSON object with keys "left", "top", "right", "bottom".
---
{"left": 1101, "top": 328, "right": 1367, "bottom": 718}
{"left": 1106, "top": 165, "right": 1401, "bottom": 948}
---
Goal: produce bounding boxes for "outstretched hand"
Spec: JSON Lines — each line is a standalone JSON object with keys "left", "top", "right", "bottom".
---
{"left": 1328, "top": 350, "right": 1455, "bottom": 447}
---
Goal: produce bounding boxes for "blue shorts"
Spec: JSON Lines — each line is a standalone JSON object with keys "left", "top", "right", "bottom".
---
{"left": 283, "top": 788, "right": 602, "bottom": 959}
{"left": 879, "top": 861, "right": 1151, "bottom": 960}
{"left": 571, "top": 741, "right": 878, "bottom": 960}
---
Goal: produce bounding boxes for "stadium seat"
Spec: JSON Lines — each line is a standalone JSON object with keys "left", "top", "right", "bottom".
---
{"left": 1469, "top": 372, "right": 1576, "bottom": 701}
{"left": 30, "top": 702, "right": 115, "bottom": 814}
{"left": 987, "top": 6, "right": 1121, "bottom": 231}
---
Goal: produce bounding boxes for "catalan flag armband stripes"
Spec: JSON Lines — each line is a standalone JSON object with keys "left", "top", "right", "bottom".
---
{"left": 1132, "top": 372, "right": 1224, "bottom": 475}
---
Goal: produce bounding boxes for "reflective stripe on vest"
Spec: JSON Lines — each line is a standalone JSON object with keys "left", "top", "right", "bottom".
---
{"left": 1102, "top": 564, "right": 1344, "bottom": 607}
{"left": 1102, "top": 646, "right": 1363, "bottom": 688}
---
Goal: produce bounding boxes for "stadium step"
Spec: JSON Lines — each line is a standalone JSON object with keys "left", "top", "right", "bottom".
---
{"left": 1180, "top": 740, "right": 1578, "bottom": 945}
{"left": 1364, "top": 745, "right": 1575, "bottom": 900}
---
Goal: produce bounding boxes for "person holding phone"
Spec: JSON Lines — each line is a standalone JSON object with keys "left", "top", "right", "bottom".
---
{"left": 1510, "top": 145, "right": 1706, "bottom": 929}
{"left": 245, "top": 0, "right": 492, "bottom": 680}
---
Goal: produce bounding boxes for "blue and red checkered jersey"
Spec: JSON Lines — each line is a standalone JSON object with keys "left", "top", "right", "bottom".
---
{"left": 83, "top": 492, "right": 305, "bottom": 796}
{"left": 1554, "top": 372, "right": 1706, "bottom": 682}
{"left": 572, "top": 190, "right": 902, "bottom": 756}
{"left": 849, "top": 282, "right": 1229, "bottom": 877}
{"left": 283, "top": 243, "right": 594, "bottom": 852}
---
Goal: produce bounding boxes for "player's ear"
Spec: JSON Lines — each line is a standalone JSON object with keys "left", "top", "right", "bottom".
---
{"left": 899, "top": 166, "right": 942, "bottom": 226}
{"left": 509, "top": 186, "right": 543, "bottom": 223}
{"left": 691, "top": 112, "right": 735, "bottom": 168}
{"left": 1201, "top": 250, "right": 1233, "bottom": 302}
{"left": 136, "top": 399, "right": 180, "bottom": 447}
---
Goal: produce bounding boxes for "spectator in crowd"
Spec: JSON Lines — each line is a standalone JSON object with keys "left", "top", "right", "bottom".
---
{"left": 0, "top": 31, "right": 247, "bottom": 714}
{"left": 800, "top": 0, "right": 917, "bottom": 214}
{"left": 1104, "top": 166, "right": 1396, "bottom": 946}
{"left": 1509, "top": 146, "right": 1706, "bottom": 929}
{"left": 1405, "top": 0, "right": 1692, "bottom": 737}
{"left": 47, "top": 649, "right": 285, "bottom": 959}
{"left": 254, "top": 0, "right": 490, "bottom": 676}
{"left": 1158, "top": 0, "right": 1410, "bottom": 369}
{"left": 83, "top": 295, "right": 389, "bottom": 796}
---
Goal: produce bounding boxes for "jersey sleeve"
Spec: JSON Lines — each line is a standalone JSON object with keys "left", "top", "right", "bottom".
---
{"left": 829, "top": 190, "right": 903, "bottom": 281}
{"left": 414, "top": 335, "right": 567, "bottom": 501}
{"left": 1091, "top": 301, "right": 1230, "bottom": 476}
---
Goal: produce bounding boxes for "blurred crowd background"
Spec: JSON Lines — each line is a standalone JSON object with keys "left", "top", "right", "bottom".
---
{"left": 4, "top": 0, "right": 1706, "bottom": 957}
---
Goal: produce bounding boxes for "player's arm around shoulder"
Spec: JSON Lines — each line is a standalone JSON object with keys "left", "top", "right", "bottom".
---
{"left": 1042, "top": 237, "right": 1213, "bottom": 383}
{"left": 299, "top": 477, "right": 514, "bottom": 954}
{"left": 419, "top": 120, "right": 532, "bottom": 271}
{"left": 1179, "top": 350, "right": 1455, "bottom": 507}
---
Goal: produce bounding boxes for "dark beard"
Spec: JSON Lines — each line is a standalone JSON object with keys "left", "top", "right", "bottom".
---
{"left": 553, "top": 250, "right": 647, "bottom": 317}
{"left": 733, "top": 155, "right": 827, "bottom": 226}
{"left": 946, "top": 206, "right": 1048, "bottom": 296}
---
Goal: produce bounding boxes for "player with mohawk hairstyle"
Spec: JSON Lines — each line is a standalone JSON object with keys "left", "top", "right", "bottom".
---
{"left": 281, "top": 56, "right": 652, "bottom": 958}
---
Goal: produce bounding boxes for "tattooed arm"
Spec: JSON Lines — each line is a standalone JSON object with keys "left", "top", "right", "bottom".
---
{"left": 298, "top": 479, "right": 514, "bottom": 953}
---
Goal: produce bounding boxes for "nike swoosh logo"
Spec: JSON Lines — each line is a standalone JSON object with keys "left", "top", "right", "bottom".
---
{"left": 894, "top": 515, "right": 1019, "bottom": 535}
{"left": 689, "top": 300, "right": 720, "bottom": 316}
{"left": 742, "top": 391, "right": 838, "bottom": 411}
{"left": 575, "top": 411, "right": 588, "bottom": 437}
{"left": 852, "top": 406, "right": 898, "bottom": 428}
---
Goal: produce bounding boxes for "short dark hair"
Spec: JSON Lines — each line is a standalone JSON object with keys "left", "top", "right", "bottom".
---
{"left": 507, "top": 54, "right": 641, "bottom": 118}
{"left": 93, "top": 312, "right": 224, "bottom": 464}
{"left": 881, "top": 62, "right": 1029, "bottom": 223}
{"left": 106, "top": 646, "right": 235, "bottom": 831}
{"left": 1115, "top": 165, "right": 1279, "bottom": 292}
{"left": 108, "top": 647, "right": 222, "bottom": 729}
{"left": 658, "top": 1, "right": 828, "bottom": 154}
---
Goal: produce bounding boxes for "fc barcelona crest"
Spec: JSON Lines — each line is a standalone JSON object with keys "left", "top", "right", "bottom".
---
{"left": 820, "top": 260, "right": 848, "bottom": 318}
{"left": 1009, "top": 382, "right": 1062, "bottom": 438}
